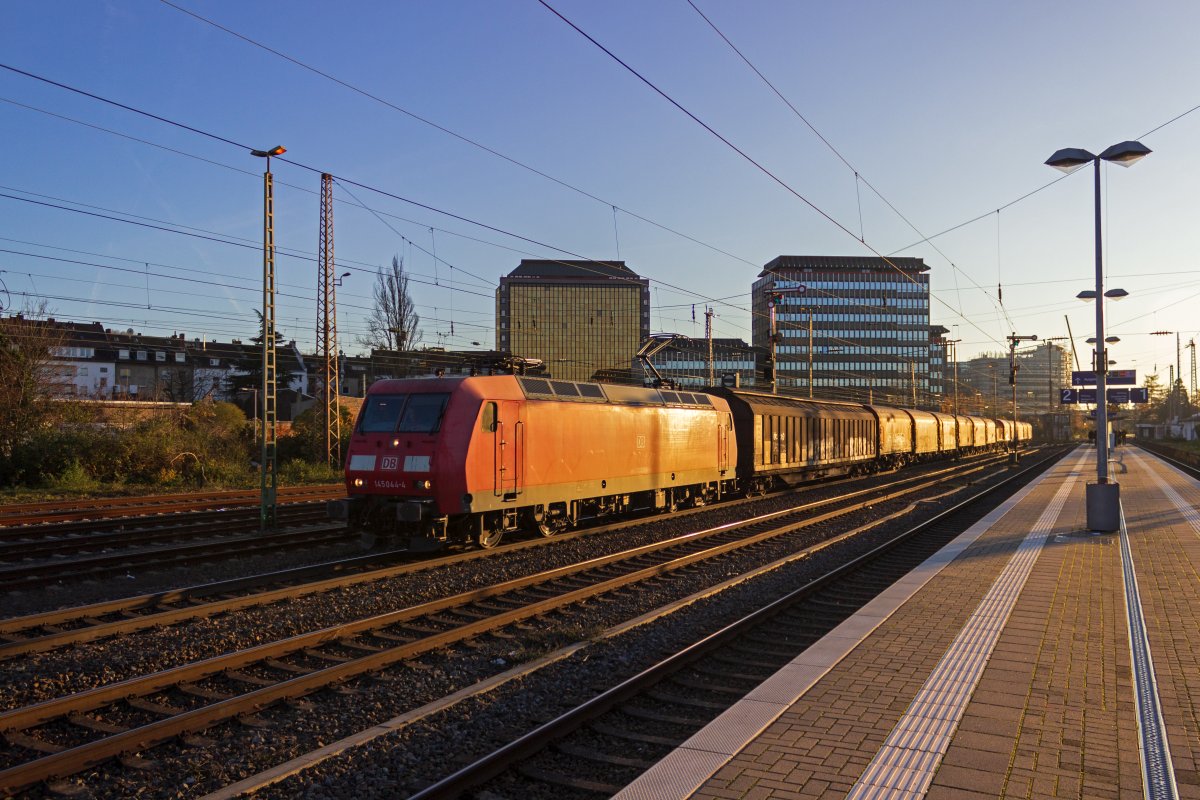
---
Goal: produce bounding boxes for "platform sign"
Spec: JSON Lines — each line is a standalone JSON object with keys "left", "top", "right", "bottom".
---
{"left": 1061, "top": 387, "right": 1148, "bottom": 404}
{"left": 1072, "top": 369, "right": 1137, "bottom": 386}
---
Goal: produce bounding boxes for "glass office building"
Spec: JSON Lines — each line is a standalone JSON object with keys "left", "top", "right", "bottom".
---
{"left": 753, "top": 255, "right": 931, "bottom": 405}
{"left": 497, "top": 260, "right": 650, "bottom": 383}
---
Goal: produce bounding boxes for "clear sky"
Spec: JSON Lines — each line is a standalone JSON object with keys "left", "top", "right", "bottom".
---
{"left": 2, "top": 0, "right": 1199, "bottom": 390}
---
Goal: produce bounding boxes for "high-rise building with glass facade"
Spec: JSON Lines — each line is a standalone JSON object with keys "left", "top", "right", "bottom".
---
{"left": 753, "top": 255, "right": 931, "bottom": 405}
{"left": 497, "top": 260, "right": 650, "bottom": 382}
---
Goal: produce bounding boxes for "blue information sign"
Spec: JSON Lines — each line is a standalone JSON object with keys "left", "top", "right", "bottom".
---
{"left": 1071, "top": 369, "right": 1137, "bottom": 386}
{"left": 1061, "top": 386, "right": 1148, "bottom": 404}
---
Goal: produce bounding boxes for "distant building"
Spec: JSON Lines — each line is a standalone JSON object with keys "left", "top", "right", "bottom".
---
{"left": 753, "top": 256, "right": 931, "bottom": 405}
{"left": 641, "top": 337, "right": 762, "bottom": 389}
{"left": 497, "top": 260, "right": 650, "bottom": 383}
{"left": 957, "top": 341, "right": 1072, "bottom": 417}
{"left": 929, "top": 324, "right": 949, "bottom": 405}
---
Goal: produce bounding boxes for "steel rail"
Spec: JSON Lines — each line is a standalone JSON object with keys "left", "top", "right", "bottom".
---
{"left": 0, "top": 485, "right": 344, "bottom": 526}
{"left": 0, "top": 464, "right": 992, "bottom": 795}
{"left": 0, "top": 518, "right": 340, "bottom": 590}
{"left": 0, "top": 457, "right": 1001, "bottom": 657}
{"left": 406, "top": 446, "right": 1069, "bottom": 799}
{"left": 0, "top": 504, "right": 328, "bottom": 558}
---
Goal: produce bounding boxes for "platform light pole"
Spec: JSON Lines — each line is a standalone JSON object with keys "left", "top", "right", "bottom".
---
{"left": 1046, "top": 140, "right": 1149, "bottom": 531}
{"left": 252, "top": 145, "right": 285, "bottom": 531}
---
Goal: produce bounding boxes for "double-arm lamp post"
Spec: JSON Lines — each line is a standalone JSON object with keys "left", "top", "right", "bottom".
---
{"left": 1045, "top": 140, "right": 1149, "bottom": 531}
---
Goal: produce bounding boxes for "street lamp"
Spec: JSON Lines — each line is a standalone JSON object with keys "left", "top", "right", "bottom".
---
{"left": 1047, "top": 140, "right": 1149, "bottom": 530}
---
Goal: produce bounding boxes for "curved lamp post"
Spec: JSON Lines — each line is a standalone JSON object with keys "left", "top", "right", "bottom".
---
{"left": 1046, "top": 140, "right": 1149, "bottom": 530}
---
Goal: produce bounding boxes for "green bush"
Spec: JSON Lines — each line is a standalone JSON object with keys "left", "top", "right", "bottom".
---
{"left": 278, "top": 459, "right": 343, "bottom": 485}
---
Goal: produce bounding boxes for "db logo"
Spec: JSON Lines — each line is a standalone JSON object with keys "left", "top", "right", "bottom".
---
{"left": 381, "top": 456, "right": 400, "bottom": 471}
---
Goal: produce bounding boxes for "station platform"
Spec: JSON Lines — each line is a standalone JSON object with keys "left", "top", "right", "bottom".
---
{"left": 616, "top": 445, "right": 1200, "bottom": 800}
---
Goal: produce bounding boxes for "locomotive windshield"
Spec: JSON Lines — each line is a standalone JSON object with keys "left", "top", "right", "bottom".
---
{"left": 397, "top": 393, "right": 449, "bottom": 433}
{"left": 358, "top": 394, "right": 408, "bottom": 433}
{"left": 358, "top": 392, "right": 450, "bottom": 434}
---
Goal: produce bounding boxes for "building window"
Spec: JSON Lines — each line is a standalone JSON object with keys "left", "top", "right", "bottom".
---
{"left": 119, "top": 349, "right": 130, "bottom": 360}
{"left": 156, "top": 351, "right": 166, "bottom": 362}
{"left": 175, "top": 352, "right": 185, "bottom": 363}
{"left": 137, "top": 351, "right": 148, "bottom": 361}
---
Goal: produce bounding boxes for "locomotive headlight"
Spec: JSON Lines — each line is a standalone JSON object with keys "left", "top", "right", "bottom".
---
{"left": 353, "top": 478, "right": 365, "bottom": 488}
{"left": 392, "top": 438, "right": 400, "bottom": 447}
{"left": 418, "top": 479, "right": 432, "bottom": 490}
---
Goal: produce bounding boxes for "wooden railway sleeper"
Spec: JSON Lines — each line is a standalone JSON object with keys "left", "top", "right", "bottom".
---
{"left": 552, "top": 740, "right": 657, "bottom": 770}
{"left": 124, "top": 697, "right": 184, "bottom": 716}
{"left": 618, "top": 704, "right": 707, "bottom": 727}
{"left": 67, "top": 714, "right": 128, "bottom": 734}
{"left": 644, "top": 689, "right": 728, "bottom": 710}
{"left": 335, "top": 638, "right": 385, "bottom": 654}
{"left": 302, "top": 648, "right": 354, "bottom": 664}
{"left": 262, "top": 659, "right": 311, "bottom": 675}
{"left": 175, "top": 683, "right": 235, "bottom": 702}
{"left": 3, "top": 730, "right": 65, "bottom": 754}
{"left": 588, "top": 721, "right": 681, "bottom": 747}
{"left": 515, "top": 764, "right": 624, "bottom": 795}
{"left": 223, "top": 670, "right": 276, "bottom": 687}
{"left": 670, "top": 675, "right": 753, "bottom": 696}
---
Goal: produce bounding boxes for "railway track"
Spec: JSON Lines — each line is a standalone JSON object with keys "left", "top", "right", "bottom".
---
{"left": 0, "top": 485, "right": 344, "bottom": 527}
{"left": 407, "top": 446, "right": 1070, "bottom": 799}
{"left": 0, "top": 455, "right": 1019, "bottom": 796}
{"left": 0, "top": 506, "right": 341, "bottom": 592}
{"left": 0, "top": 455, "right": 1007, "bottom": 658}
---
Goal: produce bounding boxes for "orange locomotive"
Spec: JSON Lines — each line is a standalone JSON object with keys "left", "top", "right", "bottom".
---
{"left": 330, "top": 375, "right": 1033, "bottom": 549}
{"left": 329, "top": 374, "right": 738, "bottom": 548}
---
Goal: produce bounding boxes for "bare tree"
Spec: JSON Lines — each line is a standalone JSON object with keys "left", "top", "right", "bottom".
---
{"left": 359, "top": 256, "right": 421, "bottom": 351}
{"left": 0, "top": 303, "right": 68, "bottom": 457}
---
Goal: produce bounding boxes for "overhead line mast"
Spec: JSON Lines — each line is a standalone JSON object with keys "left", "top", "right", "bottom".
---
{"left": 317, "top": 174, "right": 341, "bottom": 469}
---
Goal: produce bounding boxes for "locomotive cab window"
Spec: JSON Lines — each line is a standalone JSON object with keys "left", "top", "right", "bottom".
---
{"left": 481, "top": 401, "right": 497, "bottom": 433}
{"left": 398, "top": 393, "right": 450, "bottom": 433}
{"left": 358, "top": 394, "right": 408, "bottom": 433}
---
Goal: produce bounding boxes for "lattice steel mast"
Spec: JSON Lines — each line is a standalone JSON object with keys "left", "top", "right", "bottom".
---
{"left": 252, "top": 145, "right": 285, "bottom": 531}
{"left": 316, "top": 173, "right": 341, "bottom": 468}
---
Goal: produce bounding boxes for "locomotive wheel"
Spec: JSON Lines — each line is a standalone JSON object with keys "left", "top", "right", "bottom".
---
{"left": 528, "top": 505, "right": 564, "bottom": 537}
{"left": 478, "top": 524, "right": 504, "bottom": 549}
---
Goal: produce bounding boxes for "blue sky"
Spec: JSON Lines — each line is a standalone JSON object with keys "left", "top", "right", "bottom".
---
{"left": 2, "top": 0, "right": 1199, "bottom": 389}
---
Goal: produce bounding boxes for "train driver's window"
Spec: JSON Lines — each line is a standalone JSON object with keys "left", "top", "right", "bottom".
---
{"left": 359, "top": 394, "right": 408, "bottom": 433}
{"left": 481, "top": 402, "right": 497, "bottom": 433}
{"left": 398, "top": 393, "right": 450, "bottom": 433}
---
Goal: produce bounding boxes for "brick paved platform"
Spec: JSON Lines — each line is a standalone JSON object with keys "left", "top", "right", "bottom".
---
{"left": 616, "top": 445, "right": 1200, "bottom": 800}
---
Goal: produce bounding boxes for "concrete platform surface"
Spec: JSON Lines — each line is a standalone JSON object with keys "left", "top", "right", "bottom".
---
{"left": 615, "top": 446, "right": 1200, "bottom": 800}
